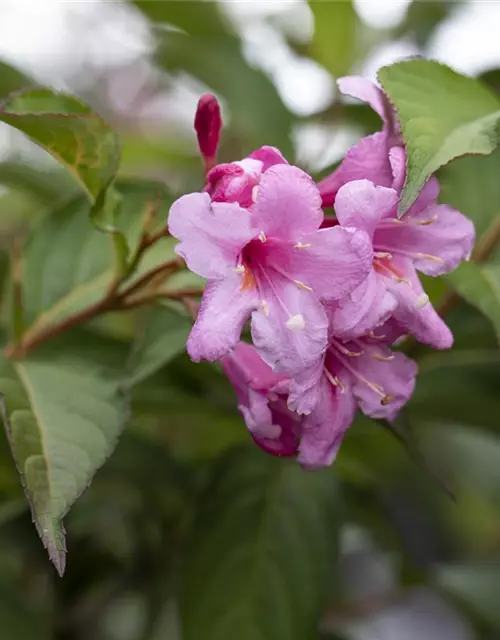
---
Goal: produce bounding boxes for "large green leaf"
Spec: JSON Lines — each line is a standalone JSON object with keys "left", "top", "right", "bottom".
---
{"left": 0, "top": 88, "right": 121, "bottom": 200}
{"left": 0, "top": 331, "right": 129, "bottom": 575}
{"left": 378, "top": 60, "right": 500, "bottom": 214}
{"left": 447, "top": 261, "right": 500, "bottom": 344}
{"left": 181, "top": 447, "right": 341, "bottom": 640}
{"left": 0, "top": 61, "right": 34, "bottom": 97}
{"left": 21, "top": 180, "right": 176, "bottom": 335}
{"left": 309, "top": 1, "right": 357, "bottom": 78}
{"left": 128, "top": 305, "right": 191, "bottom": 386}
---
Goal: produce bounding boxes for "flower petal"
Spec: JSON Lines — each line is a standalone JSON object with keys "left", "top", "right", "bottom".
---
{"left": 385, "top": 258, "right": 453, "bottom": 349}
{"left": 329, "top": 269, "right": 397, "bottom": 339}
{"left": 187, "top": 274, "right": 259, "bottom": 361}
{"left": 168, "top": 193, "right": 256, "bottom": 279}
{"left": 297, "top": 377, "right": 356, "bottom": 470}
{"left": 249, "top": 145, "right": 288, "bottom": 171}
{"left": 375, "top": 206, "right": 475, "bottom": 276}
{"left": 243, "top": 394, "right": 300, "bottom": 457}
{"left": 318, "top": 133, "right": 393, "bottom": 207}
{"left": 251, "top": 280, "right": 328, "bottom": 376}
{"left": 279, "top": 226, "right": 373, "bottom": 301}
{"left": 287, "top": 360, "right": 325, "bottom": 416}
{"left": 335, "top": 179, "right": 399, "bottom": 239}
{"left": 338, "top": 76, "right": 388, "bottom": 124}
{"left": 349, "top": 348, "right": 417, "bottom": 421}
{"left": 252, "top": 164, "right": 323, "bottom": 240}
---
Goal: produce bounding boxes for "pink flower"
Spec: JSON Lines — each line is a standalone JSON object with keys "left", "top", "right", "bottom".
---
{"left": 332, "top": 170, "right": 475, "bottom": 349}
{"left": 293, "top": 324, "right": 417, "bottom": 469}
{"left": 205, "top": 146, "right": 287, "bottom": 207}
{"left": 194, "top": 93, "right": 222, "bottom": 173}
{"left": 221, "top": 342, "right": 300, "bottom": 456}
{"left": 169, "top": 163, "right": 373, "bottom": 374}
{"left": 318, "top": 76, "right": 400, "bottom": 207}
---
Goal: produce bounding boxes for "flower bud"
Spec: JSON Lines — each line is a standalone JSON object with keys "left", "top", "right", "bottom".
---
{"left": 194, "top": 93, "right": 222, "bottom": 172}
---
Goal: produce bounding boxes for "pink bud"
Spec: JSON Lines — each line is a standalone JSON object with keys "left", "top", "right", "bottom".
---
{"left": 194, "top": 93, "right": 222, "bottom": 172}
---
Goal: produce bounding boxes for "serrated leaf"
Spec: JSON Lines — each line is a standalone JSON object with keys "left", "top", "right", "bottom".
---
{"left": 378, "top": 60, "right": 500, "bottom": 215}
{"left": 309, "top": 1, "right": 357, "bottom": 78}
{"left": 21, "top": 180, "right": 175, "bottom": 337}
{"left": 181, "top": 447, "right": 341, "bottom": 640}
{"left": 0, "top": 331, "right": 129, "bottom": 575}
{"left": 447, "top": 261, "right": 500, "bottom": 344}
{"left": 128, "top": 305, "right": 191, "bottom": 386}
{"left": 0, "top": 88, "right": 121, "bottom": 200}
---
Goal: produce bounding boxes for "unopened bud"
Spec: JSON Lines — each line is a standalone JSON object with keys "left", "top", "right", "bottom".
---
{"left": 194, "top": 93, "right": 222, "bottom": 173}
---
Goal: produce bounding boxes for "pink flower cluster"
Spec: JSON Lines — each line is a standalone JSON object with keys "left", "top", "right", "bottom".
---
{"left": 168, "top": 77, "right": 475, "bottom": 469}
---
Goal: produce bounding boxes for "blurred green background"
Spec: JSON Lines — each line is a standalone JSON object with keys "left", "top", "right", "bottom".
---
{"left": 1, "top": 1, "right": 500, "bottom": 639}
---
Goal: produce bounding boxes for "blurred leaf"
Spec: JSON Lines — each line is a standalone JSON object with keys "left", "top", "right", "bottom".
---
{"left": 21, "top": 179, "right": 174, "bottom": 334}
{"left": 399, "top": 1, "right": 459, "bottom": 47}
{"left": 378, "top": 60, "right": 500, "bottom": 214}
{"left": 181, "top": 447, "right": 341, "bottom": 640}
{"left": 0, "top": 61, "right": 34, "bottom": 97}
{"left": 0, "top": 88, "right": 121, "bottom": 201}
{"left": 438, "top": 147, "right": 500, "bottom": 243}
{"left": 309, "top": 1, "right": 357, "bottom": 78}
{"left": 128, "top": 305, "right": 191, "bottom": 385}
{"left": 0, "top": 161, "right": 75, "bottom": 204}
{"left": 479, "top": 68, "right": 500, "bottom": 94}
{"left": 436, "top": 562, "right": 500, "bottom": 629}
{"left": 447, "top": 262, "right": 500, "bottom": 344}
{"left": 0, "top": 578, "right": 50, "bottom": 640}
{"left": 0, "top": 331, "right": 129, "bottom": 575}
{"left": 136, "top": 1, "right": 293, "bottom": 156}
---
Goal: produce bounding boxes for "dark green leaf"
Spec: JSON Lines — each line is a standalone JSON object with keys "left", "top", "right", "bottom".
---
{"left": 447, "top": 261, "right": 500, "bottom": 344}
{"left": 378, "top": 60, "right": 500, "bottom": 214}
{"left": 0, "top": 61, "right": 34, "bottom": 97}
{"left": 0, "top": 88, "right": 121, "bottom": 200}
{"left": 128, "top": 305, "right": 191, "bottom": 386}
{"left": 181, "top": 447, "right": 341, "bottom": 640}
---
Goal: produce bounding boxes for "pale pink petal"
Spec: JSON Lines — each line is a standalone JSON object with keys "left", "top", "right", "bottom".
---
{"left": 282, "top": 226, "right": 373, "bottom": 301}
{"left": 297, "top": 377, "right": 356, "bottom": 470}
{"left": 318, "top": 133, "right": 393, "bottom": 207}
{"left": 252, "top": 164, "right": 323, "bottom": 240}
{"left": 375, "top": 206, "right": 475, "bottom": 276}
{"left": 335, "top": 179, "right": 399, "bottom": 239}
{"left": 338, "top": 76, "right": 388, "bottom": 123}
{"left": 384, "top": 258, "right": 453, "bottom": 349}
{"left": 251, "top": 280, "right": 328, "bottom": 376}
{"left": 245, "top": 394, "right": 300, "bottom": 457}
{"left": 329, "top": 270, "right": 397, "bottom": 339}
{"left": 287, "top": 360, "right": 324, "bottom": 416}
{"left": 187, "top": 274, "right": 259, "bottom": 361}
{"left": 168, "top": 193, "right": 256, "bottom": 279}
{"left": 349, "top": 349, "right": 417, "bottom": 421}
{"left": 249, "top": 145, "right": 288, "bottom": 171}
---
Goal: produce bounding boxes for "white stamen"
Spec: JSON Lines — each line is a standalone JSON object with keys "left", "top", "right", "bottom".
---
{"left": 233, "top": 265, "right": 245, "bottom": 273}
{"left": 416, "top": 293, "right": 429, "bottom": 309}
{"left": 294, "top": 279, "right": 313, "bottom": 291}
{"left": 259, "top": 231, "right": 267, "bottom": 243}
{"left": 261, "top": 300, "right": 269, "bottom": 316}
{"left": 286, "top": 314, "right": 306, "bottom": 331}
{"left": 295, "top": 242, "right": 311, "bottom": 249}
{"left": 252, "top": 185, "right": 259, "bottom": 203}
{"left": 374, "top": 251, "right": 392, "bottom": 260}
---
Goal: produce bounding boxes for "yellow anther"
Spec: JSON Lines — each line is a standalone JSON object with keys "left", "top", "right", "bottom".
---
{"left": 294, "top": 279, "right": 313, "bottom": 291}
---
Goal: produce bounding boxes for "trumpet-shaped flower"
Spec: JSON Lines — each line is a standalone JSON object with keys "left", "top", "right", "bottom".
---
{"left": 169, "top": 163, "right": 373, "bottom": 373}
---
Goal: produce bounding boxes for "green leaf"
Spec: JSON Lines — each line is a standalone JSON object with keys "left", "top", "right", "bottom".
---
{"left": 181, "top": 447, "right": 341, "bottom": 640}
{"left": 435, "top": 562, "right": 500, "bottom": 629}
{"left": 128, "top": 305, "right": 191, "bottom": 386}
{"left": 0, "top": 88, "right": 121, "bottom": 201}
{"left": 21, "top": 179, "right": 176, "bottom": 335}
{"left": 0, "top": 61, "right": 34, "bottom": 97}
{"left": 378, "top": 60, "right": 500, "bottom": 215}
{"left": 309, "top": 1, "right": 357, "bottom": 78}
{"left": 0, "top": 331, "right": 129, "bottom": 575}
{"left": 447, "top": 261, "right": 500, "bottom": 344}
